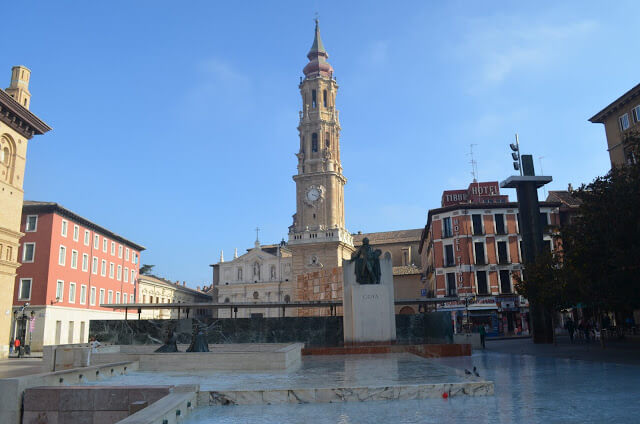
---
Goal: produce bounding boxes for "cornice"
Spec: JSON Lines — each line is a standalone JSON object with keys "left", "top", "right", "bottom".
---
{"left": 0, "top": 90, "right": 51, "bottom": 139}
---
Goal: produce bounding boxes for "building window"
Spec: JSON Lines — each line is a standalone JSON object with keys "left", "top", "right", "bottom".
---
{"left": 101, "top": 260, "right": 106, "bottom": 276}
{"left": 131, "top": 269, "right": 136, "bottom": 283}
{"left": 61, "top": 220, "right": 68, "bottom": 237}
{"left": 472, "top": 214, "right": 483, "bottom": 235}
{"left": 109, "top": 263, "right": 115, "bottom": 279}
{"left": 401, "top": 248, "right": 411, "bottom": 266}
{"left": 59, "top": 246, "right": 66, "bottom": 266}
{"left": 446, "top": 273, "right": 456, "bottom": 297}
{"left": 539, "top": 212, "right": 549, "bottom": 230}
{"left": 110, "top": 242, "right": 115, "bottom": 255}
{"left": 312, "top": 133, "right": 318, "bottom": 152}
{"left": 237, "top": 267, "right": 243, "bottom": 280}
{"left": 82, "top": 254, "right": 89, "bottom": 272}
{"left": 325, "top": 132, "right": 330, "bottom": 148}
{"left": 133, "top": 253, "right": 138, "bottom": 264}
{"left": 499, "top": 270, "right": 512, "bottom": 294}
{"left": 94, "top": 234, "right": 99, "bottom": 249}
{"left": 270, "top": 265, "right": 277, "bottom": 280}
{"left": 103, "top": 238, "right": 108, "bottom": 252}
{"left": 444, "top": 244, "right": 455, "bottom": 267}
{"left": 90, "top": 287, "right": 97, "bottom": 305}
{"left": 476, "top": 271, "right": 488, "bottom": 295}
{"left": 69, "top": 283, "right": 76, "bottom": 303}
{"left": 323, "top": 89, "right": 328, "bottom": 107}
{"left": 633, "top": 105, "right": 640, "bottom": 123}
{"left": 56, "top": 280, "right": 64, "bottom": 301}
{"left": 117, "top": 265, "right": 122, "bottom": 281}
{"left": 116, "top": 292, "right": 121, "bottom": 303}
{"left": 84, "top": 230, "right": 90, "bottom": 246}
{"left": 619, "top": 113, "right": 630, "bottom": 131}
{"left": 18, "top": 278, "right": 32, "bottom": 300}
{"left": 99, "top": 289, "right": 105, "bottom": 305}
{"left": 442, "top": 217, "right": 453, "bottom": 238}
{"left": 312, "top": 89, "right": 317, "bottom": 108}
{"left": 118, "top": 245, "right": 123, "bottom": 258}
{"left": 108, "top": 290, "right": 113, "bottom": 304}
{"left": 125, "top": 248, "right": 130, "bottom": 261}
{"left": 494, "top": 214, "right": 506, "bottom": 235}
{"left": 474, "top": 242, "right": 485, "bottom": 265}
{"left": 497, "top": 241, "right": 509, "bottom": 264}
{"left": 80, "top": 285, "right": 87, "bottom": 305}
{"left": 123, "top": 293, "right": 128, "bottom": 303}
{"left": 73, "top": 225, "right": 79, "bottom": 242}
{"left": 92, "top": 257, "right": 98, "bottom": 274}
{"left": 131, "top": 293, "right": 135, "bottom": 302}
{"left": 71, "top": 250, "right": 78, "bottom": 269}
{"left": 25, "top": 215, "right": 37, "bottom": 232}
{"left": 124, "top": 267, "right": 129, "bottom": 282}
{"left": 22, "top": 242, "right": 35, "bottom": 262}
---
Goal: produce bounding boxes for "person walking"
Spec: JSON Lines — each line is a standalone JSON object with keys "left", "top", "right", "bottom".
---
{"left": 14, "top": 338, "right": 22, "bottom": 358}
{"left": 566, "top": 318, "right": 575, "bottom": 343}
{"left": 479, "top": 324, "right": 486, "bottom": 349}
{"left": 9, "top": 338, "right": 13, "bottom": 356}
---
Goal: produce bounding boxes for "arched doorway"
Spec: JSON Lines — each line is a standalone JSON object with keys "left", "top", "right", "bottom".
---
{"left": 399, "top": 306, "right": 415, "bottom": 315}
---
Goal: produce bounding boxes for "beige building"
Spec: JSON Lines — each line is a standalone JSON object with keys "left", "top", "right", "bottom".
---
{"left": 288, "top": 20, "right": 354, "bottom": 279}
{"left": 137, "top": 274, "right": 211, "bottom": 319}
{"left": 590, "top": 82, "right": 640, "bottom": 167}
{"left": 214, "top": 241, "right": 295, "bottom": 318}
{"left": 0, "top": 66, "right": 50, "bottom": 357}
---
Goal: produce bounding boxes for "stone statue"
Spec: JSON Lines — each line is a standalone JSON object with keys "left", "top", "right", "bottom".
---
{"left": 154, "top": 328, "right": 179, "bottom": 353}
{"left": 186, "top": 322, "right": 209, "bottom": 352}
{"left": 350, "top": 237, "right": 382, "bottom": 284}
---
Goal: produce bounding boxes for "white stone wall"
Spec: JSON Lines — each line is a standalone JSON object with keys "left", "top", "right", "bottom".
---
{"left": 216, "top": 281, "right": 295, "bottom": 318}
{"left": 14, "top": 305, "right": 127, "bottom": 351}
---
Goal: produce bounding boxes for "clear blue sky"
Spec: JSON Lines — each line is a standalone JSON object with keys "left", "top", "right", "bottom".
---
{"left": 4, "top": 1, "right": 636, "bottom": 287}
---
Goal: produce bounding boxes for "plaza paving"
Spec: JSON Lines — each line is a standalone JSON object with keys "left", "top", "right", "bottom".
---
{"left": 181, "top": 338, "right": 640, "bottom": 424}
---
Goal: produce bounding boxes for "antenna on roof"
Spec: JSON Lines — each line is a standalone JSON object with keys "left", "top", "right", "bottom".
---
{"left": 538, "top": 156, "right": 547, "bottom": 199}
{"left": 468, "top": 144, "right": 479, "bottom": 183}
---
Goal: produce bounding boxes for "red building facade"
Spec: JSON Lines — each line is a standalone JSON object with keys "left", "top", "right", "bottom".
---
{"left": 13, "top": 201, "right": 144, "bottom": 350}
{"left": 420, "top": 183, "right": 560, "bottom": 337}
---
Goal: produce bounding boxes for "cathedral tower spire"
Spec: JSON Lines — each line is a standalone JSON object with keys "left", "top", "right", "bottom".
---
{"left": 289, "top": 21, "right": 353, "bottom": 278}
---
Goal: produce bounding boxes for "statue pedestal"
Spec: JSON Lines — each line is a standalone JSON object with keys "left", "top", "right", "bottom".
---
{"left": 342, "top": 252, "right": 396, "bottom": 344}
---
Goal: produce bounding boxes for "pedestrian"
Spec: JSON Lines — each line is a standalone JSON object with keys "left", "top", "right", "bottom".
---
{"left": 479, "top": 324, "right": 486, "bottom": 349}
{"left": 565, "top": 318, "right": 575, "bottom": 343}
{"left": 9, "top": 338, "right": 13, "bottom": 355}
{"left": 90, "top": 337, "right": 101, "bottom": 353}
{"left": 14, "top": 338, "right": 22, "bottom": 358}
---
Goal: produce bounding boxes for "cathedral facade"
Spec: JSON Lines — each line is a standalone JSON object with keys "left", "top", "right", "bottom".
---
{"left": 211, "top": 22, "right": 426, "bottom": 315}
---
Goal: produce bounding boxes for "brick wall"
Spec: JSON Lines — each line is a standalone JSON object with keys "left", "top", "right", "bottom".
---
{"left": 296, "top": 267, "right": 343, "bottom": 316}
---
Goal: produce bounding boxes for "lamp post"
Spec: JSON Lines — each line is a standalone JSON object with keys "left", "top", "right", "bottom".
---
{"left": 501, "top": 151, "right": 554, "bottom": 344}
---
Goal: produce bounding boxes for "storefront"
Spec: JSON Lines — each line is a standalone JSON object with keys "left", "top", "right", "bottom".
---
{"left": 438, "top": 296, "right": 530, "bottom": 337}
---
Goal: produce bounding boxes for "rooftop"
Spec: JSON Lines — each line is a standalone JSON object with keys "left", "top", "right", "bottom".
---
{"left": 353, "top": 229, "right": 423, "bottom": 245}
{"left": 589, "top": 82, "right": 640, "bottom": 123}
{"left": 22, "top": 201, "right": 145, "bottom": 251}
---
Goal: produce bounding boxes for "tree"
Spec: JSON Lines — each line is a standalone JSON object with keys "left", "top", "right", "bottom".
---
{"left": 139, "top": 264, "right": 155, "bottom": 276}
{"left": 514, "top": 250, "right": 574, "bottom": 345}
{"left": 562, "top": 160, "right": 640, "bottom": 314}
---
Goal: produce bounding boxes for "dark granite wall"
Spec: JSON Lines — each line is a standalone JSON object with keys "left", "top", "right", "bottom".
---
{"left": 90, "top": 312, "right": 452, "bottom": 347}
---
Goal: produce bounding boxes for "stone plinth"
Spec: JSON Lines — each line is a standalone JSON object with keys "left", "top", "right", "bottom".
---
{"left": 343, "top": 252, "right": 396, "bottom": 344}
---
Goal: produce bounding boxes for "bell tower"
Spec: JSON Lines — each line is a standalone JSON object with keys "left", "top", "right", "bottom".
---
{"left": 289, "top": 20, "right": 353, "bottom": 280}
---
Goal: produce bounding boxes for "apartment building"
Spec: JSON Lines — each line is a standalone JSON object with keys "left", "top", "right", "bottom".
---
{"left": 589, "top": 82, "right": 640, "bottom": 167}
{"left": 419, "top": 181, "right": 561, "bottom": 337}
{"left": 12, "top": 201, "right": 144, "bottom": 350}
